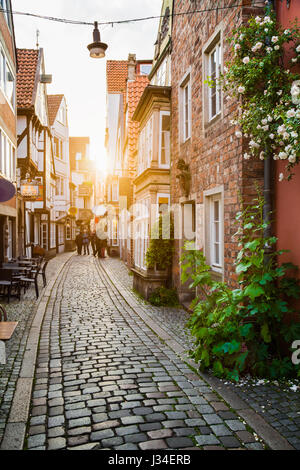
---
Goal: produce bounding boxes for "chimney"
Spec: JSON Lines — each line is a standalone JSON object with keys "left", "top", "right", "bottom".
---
{"left": 127, "top": 53, "right": 136, "bottom": 81}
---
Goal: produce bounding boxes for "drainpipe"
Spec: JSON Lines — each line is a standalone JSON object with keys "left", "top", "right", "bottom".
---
{"left": 263, "top": 0, "right": 275, "bottom": 243}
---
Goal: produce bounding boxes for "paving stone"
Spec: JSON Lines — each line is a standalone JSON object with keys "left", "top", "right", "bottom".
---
{"left": 147, "top": 429, "right": 173, "bottom": 439}
{"left": 121, "top": 415, "right": 144, "bottom": 425}
{"left": 68, "top": 417, "right": 91, "bottom": 429}
{"left": 195, "top": 435, "right": 220, "bottom": 446}
{"left": 225, "top": 420, "right": 246, "bottom": 432}
{"left": 90, "top": 429, "right": 115, "bottom": 441}
{"left": 92, "top": 420, "right": 120, "bottom": 431}
{"left": 27, "top": 434, "right": 46, "bottom": 448}
{"left": 101, "top": 437, "right": 124, "bottom": 447}
{"left": 166, "top": 437, "right": 194, "bottom": 448}
{"left": 48, "top": 415, "right": 65, "bottom": 428}
{"left": 125, "top": 433, "right": 148, "bottom": 444}
{"left": 203, "top": 414, "right": 223, "bottom": 425}
{"left": 139, "top": 439, "right": 168, "bottom": 450}
{"left": 210, "top": 424, "right": 233, "bottom": 437}
{"left": 236, "top": 431, "right": 257, "bottom": 443}
{"left": 219, "top": 436, "right": 242, "bottom": 448}
{"left": 116, "top": 425, "right": 139, "bottom": 436}
{"left": 48, "top": 437, "right": 67, "bottom": 450}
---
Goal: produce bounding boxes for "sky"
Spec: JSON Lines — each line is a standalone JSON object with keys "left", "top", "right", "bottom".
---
{"left": 12, "top": 0, "right": 162, "bottom": 172}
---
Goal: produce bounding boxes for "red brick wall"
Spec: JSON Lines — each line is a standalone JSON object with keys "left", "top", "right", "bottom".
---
{"left": 171, "top": 0, "right": 264, "bottom": 293}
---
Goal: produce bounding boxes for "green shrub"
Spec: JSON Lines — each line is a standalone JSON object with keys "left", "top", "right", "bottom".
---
{"left": 149, "top": 287, "right": 179, "bottom": 307}
{"left": 181, "top": 194, "right": 300, "bottom": 381}
{"left": 145, "top": 213, "right": 174, "bottom": 271}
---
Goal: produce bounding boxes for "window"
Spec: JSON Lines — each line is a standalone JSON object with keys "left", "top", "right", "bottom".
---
{"left": 134, "top": 200, "right": 149, "bottom": 270}
{"left": 203, "top": 29, "right": 223, "bottom": 125}
{"left": 204, "top": 190, "right": 223, "bottom": 273}
{"left": 58, "top": 225, "right": 64, "bottom": 245}
{"left": 159, "top": 111, "right": 170, "bottom": 167}
{"left": 57, "top": 106, "right": 65, "bottom": 124}
{"left": 55, "top": 176, "right": 64, "bottom": 196}
{"left": 66, "top": 223, "right": 71, "bottom": 240}
{"left": 0, "top": 128, "right": 15, "bottom": 180}
{"left": 180, "top": 74, "right": 191, "bottom": 142}
{"left": 54, "top": 138, "right": 63, "bottom": 159}
{"left": 137, "top": 116, "right": 153, "bottom": 175}
{"left": 0, "top": 47, "right": 15, "bottom": 109}
{"left": 208, "top": 43, "right": 222, "bottom": 120}
{"left": 211, "top": 196, "right": 221, "bottom": 268}
{"left": 0, "top": 0, "right": 11, "bottom": 30}
{"left": 140, "top": 64, "right": 152, "bottom": 76}
{"left": 112, "top": 182, "right": 118, "bottom": 202}
{"left": 40, "top": 223, "right": 48, "bottom": 250}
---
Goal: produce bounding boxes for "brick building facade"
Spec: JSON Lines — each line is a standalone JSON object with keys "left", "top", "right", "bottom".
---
{"left": 0, "top": 2, "right": 17, "bottom": 262}
{"left": 171, "top": 0, "right": 265, "bottom": 303}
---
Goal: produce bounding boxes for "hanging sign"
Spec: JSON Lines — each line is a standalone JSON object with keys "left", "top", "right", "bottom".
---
{"left": 0, "top": 178, "right": 16, "bottom": 202}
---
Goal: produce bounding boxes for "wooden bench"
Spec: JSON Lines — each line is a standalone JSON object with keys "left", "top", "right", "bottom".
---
{"left": 0, "top": 322, "right": 18, "bottom": 365}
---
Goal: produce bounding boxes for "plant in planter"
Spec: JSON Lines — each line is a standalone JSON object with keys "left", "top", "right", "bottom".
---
{"left": 145, "top": 212, "right": 174, "bottom": 272}
{"left": 181, "top": 193, "right": 300, "bottom": 381}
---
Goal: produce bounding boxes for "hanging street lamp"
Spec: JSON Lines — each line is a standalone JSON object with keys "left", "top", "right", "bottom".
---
{"left": 87, "top": 21, "right": 108, "bottom": 58}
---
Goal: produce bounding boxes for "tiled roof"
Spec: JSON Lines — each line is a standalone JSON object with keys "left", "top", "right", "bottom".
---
{"left": 47, "top": 94, "right": 64, "bottom": 126}
{"left": 106, "top": 60, "right": 128, "bottom": 94}
{"left": 127, "top": 75, "right": 149, "bottom": 156}
{"left": 17, "top": 49, "right": 39, "bottom": 109}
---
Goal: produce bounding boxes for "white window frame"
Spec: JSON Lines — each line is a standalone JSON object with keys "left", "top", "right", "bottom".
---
{"left": 208, "top": 43, "right": 222, "bottom": 121}
{"left": 204, "top": 187, "right": 224, "bottom": 275}
{"left": 111, "top": 182, "right": 119, "bottom": 202}
{"left": 159, "top": 111, "right": 170, "bottom": 168}
{"left": 180, "top": 71, "right": 191, "bottom": 142}
{"left": 0, "top": 127, "right": 15, "bottom": 181}
{"left": 40, "top": 222, "right": 48, "bottom": 250}
{"left": 203, "top": 25, "right": 223, "bottom": 127}
{"left": 0, "top": 0, "right": 11, "bottom": 30}
{"left": 0, "top": 45, "right": 15, "bottom": 111}
{"left": 134, "top": 199, "right": 149, "bottom": 271}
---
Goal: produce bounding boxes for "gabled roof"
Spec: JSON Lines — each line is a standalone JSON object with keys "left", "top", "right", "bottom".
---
{"left": 16, "top": 48, "right": 39, "bottom": 109}
{"left": 106, "top": 60, "right": 128, "bottom": 94}
{"left": 47, "top": 94, "right": 64, "bottom": 126}
{"left": 127, "top": 75, "right": 149, "bottom": 156}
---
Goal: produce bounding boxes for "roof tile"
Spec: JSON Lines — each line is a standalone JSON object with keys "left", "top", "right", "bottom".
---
{"left": 17, "top": 48, "right": 39, "bottom": 109}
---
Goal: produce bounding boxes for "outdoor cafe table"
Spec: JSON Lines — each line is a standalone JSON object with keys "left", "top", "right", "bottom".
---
{"left": 2, "top": 266, "right": 30, "bottom": 273}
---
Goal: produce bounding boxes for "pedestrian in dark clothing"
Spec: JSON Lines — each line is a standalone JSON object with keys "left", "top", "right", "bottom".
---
{"left": 75, "top": 232, "right": 83, "bottom": 255}
{"left": 95, "top": 234, "right": 101, "bottom": 258}
{"left": 90, "top": 231, "right": 97, "bottom": 256}
{"left": 82, "top": 231, "right": 90, "bottom": 255}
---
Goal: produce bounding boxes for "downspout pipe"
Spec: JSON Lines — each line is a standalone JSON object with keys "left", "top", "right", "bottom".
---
{"left": 264, "top": 0, "right": 275, "bottom": 243}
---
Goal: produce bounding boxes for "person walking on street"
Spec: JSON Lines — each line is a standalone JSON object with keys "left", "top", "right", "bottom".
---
{"left": 96, "top": 212, "right": 108, "bottom": 258}
{"left": 90, "top": 230, "right": 97, "bottom": 256}
{"left": 82, "top": 230, "right": 90, "bottom": 255}
{"left": 75, "top": 232, "right": 83, "bottom": 255}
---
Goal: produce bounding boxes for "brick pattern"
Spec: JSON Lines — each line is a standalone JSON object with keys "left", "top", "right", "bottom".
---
{"left": 170, "top": 0, "right": 264, "bottom": 291}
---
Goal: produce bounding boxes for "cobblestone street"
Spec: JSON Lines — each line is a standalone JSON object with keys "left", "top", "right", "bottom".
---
{"left": 0, "top": 253, "right": 299, "bottom": 451}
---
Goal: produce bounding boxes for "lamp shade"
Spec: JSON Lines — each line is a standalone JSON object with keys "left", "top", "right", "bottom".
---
{"left": 0, "top": 178, "right": 16, "bottom": 202}
{"left": 87, "top": 21, "right": 108, "bottom": 58}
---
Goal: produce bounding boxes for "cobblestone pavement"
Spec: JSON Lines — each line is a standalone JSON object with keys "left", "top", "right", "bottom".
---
{"left": 21, "top": 254, "right": 269, "bottom": 451}
{"left": 0, "top": 252, "right": 73, "bottom": 444}
{"left": 102, "top": 257, "right": 300, "bottom": 451}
